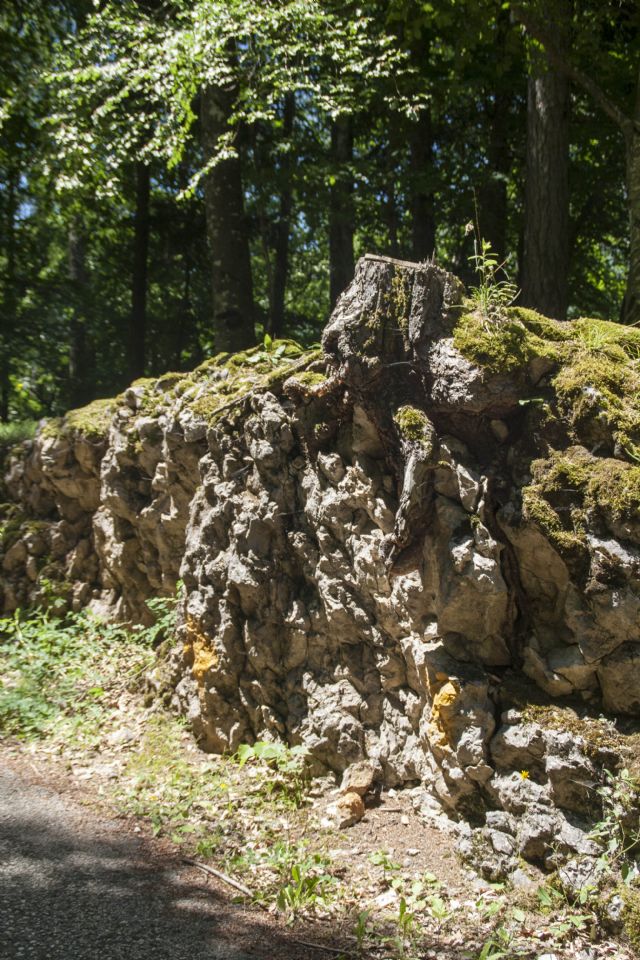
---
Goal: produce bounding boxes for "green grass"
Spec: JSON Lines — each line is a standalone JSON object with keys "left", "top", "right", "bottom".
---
{"left": 0, "top": 420, "right": 37, "bottom": 449}
{"left": 0, "top": 606, "right": 157, "bottom": 743}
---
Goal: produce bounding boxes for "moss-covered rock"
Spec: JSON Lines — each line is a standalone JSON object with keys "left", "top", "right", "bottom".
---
{"left": 394, "top": 405, "right": 434, "bottom": 447}
{"left": 41, "top": 398, "right": 114, "bottom": 443}
{"left": 453, "top": 306, "right": 565, "bottom": 375}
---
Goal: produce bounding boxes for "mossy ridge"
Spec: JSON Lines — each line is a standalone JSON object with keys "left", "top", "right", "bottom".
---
{"left": 455, "top": 307, "right": 640, "bottom": 449}
{"left": 521, "top": 701, "right": 640, "bottom": 770}
{"left": 290, "top": 369, "right": 328, "bottom": 388}
{"left": 453, "top": 305, "right": 565, "bottom": 375}
{"left": 33, "top": 341, "right": 319, "bottom": 446}
{"left": 188, "top": 342, "right": 321, "bottom": 425}
{"left": 40, "top": 398, "right": 115, "bottom": 443}
{"left": 527, "top": 445, "right": 640, "bottom": 523}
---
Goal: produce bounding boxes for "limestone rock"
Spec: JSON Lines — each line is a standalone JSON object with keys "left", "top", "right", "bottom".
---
{"left": 4, "top": 254, "right": 640, "bottom": 875}
{"left": 326, "top": 791, "right": 365, "bottom": 829}
{"left": 339, "top": 760, "right": 380, "bottom": 797}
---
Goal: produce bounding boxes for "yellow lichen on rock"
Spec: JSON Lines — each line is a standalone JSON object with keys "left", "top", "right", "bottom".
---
{"left": 428, "top": 679, "right": 461, "bottom": 749}
{"left": 183, "top": 614, "right": 218, "bottom": 686}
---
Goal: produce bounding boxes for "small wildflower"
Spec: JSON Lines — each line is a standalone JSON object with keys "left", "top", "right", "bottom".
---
{"left": 520, "top": 770, "right": 530, "bottom": 780}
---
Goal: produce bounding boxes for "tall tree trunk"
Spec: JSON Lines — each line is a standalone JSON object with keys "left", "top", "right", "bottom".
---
{"left": 520, "top": 58, "right": 570, "bottom": 319}
{"left": 201, "top": 84, "right": 255, "bottom": 351}
{"left": 519, "top": 3, "right": 570, "bottom": 319}
{"left": 409, "top": 108, "right": 436, "bottom": 261}
{"left": 329, "top": 115, "right": 355, "bottom": 307}
{"left": 1, "top": 169, "right": 18, "bottom": 422}
{"left": 478, "top": 11, "right": 512, "bottom": 264}
{"left": 514, "top": 5, "right": 639, "bottom": 323}
{"left": 478, "top": 96, "right": 510, "bottom": 264}
{"left": 128, "top": 162, "right": 150, "bottom": 382}
{"left": 67, "top": 223, "right": 91, "bottom": 409}
{"left": 623, "top": 69, "right": 640, "bottom": 326}
{"left": 385, "top": 176, "right": 399, "bottom": 258}
{"left": 269, "top": 92, "right": 295, "bottom": 337}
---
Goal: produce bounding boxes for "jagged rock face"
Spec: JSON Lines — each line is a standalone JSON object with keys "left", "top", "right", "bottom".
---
{"left": 2, "top": 254, "right": 640, "bottom": 866}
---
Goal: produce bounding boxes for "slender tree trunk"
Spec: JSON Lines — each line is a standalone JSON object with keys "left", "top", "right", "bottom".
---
{"left": 201, "top": 84, "right": 255, "bottom": 351}
{"left": 329, "top": 115, "right": 355, "bottom": 307}
{"left": 623, "top": 69, "right": 640, "bottom": 326}
{"left": 514, "top": 5, "right": 638, "bottom": 323}
{"left": 269, "top": 92, "right": 295, "bottom": 338}
{"left": 174, "top": 258, "right": 191, "bottom": 368}
{"left": 478, "top": 11, "right": 511, "bottom": 264}
{"left": 128, "top": 162, "right": 150, "bottom": 382}
{"left": 479, "top": 101, "right": 510, "bottom": 264}
{"left": 409, "top": 108, "right": 436, "bottom": 261}
{"left": 520, "top": 7, "right": 570, "bottom": 319}
{"left": 1, "top": 169, "right": 18, "bottom": 422}
{"left": 67, "top": 223, "right": 91, "bottom": 409}
{"left": 520, "top": 65, "right": 570, "bottom": 318}
{"left": 385, "top": 177, "right": 399, "bottom": 258}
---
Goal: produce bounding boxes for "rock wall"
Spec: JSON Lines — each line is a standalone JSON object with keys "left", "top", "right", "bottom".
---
{"left": 3, "top": 254, "right": 640, "bottom": 871}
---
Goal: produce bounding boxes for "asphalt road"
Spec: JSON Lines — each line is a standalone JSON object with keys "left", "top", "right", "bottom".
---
{"left": 0, "top": 764, "right": 312, "bottom": 960}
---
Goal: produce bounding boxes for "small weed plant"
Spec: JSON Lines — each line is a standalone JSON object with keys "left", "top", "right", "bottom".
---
{"left": 245, "top": 334, "right": 292, "bottom": 369}
{"left": 275, "top": 854, "right": 335, "bottom": 920}
{"left": 234, "top": 739, "right": 311, "bottom": 807}
{"left": 467, "top": 234, "right": 518, "bottom": 326}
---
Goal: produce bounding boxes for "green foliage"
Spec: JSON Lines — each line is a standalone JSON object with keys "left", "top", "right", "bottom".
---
{"left": 474, "top": 926, "right": 511, "bottom": 960}
{"left": 591, "top": 767, "right": 640, "bottom": 863}
{"left": 275, "top": 854, "right": 335, "bottom": 919}
{"left": 234, "top": 739, "right": 311, "bottom": 807}
{"left": 467, "top": 237, "right": 518, "bottom": 323}
{"left": 0, "top": 420, "right": 37, "bottom": 449}
{"left": 0, "top": 606, "right": 154, "bottom": 740}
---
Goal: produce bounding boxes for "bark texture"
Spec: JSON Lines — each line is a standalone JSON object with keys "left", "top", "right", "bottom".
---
{"left": 520, "top": 58, "right": 570, "bottom": 319}
{"left": 329, "top": 116, "right": 355, "bottom": 308}
{"left": 201, "top": 84, "right": 255, "bottom": 352}
{"left": 409, "top": 109, "right": 436, "bottom": 262}
{"left": 128, "top": 162, "right": 150, "bottom": 382}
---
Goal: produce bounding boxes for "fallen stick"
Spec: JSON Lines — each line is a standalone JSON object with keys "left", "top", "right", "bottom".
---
{"left": 183, "top": 858, "right": 254, "bottom": 898}
{"left": 287, "top": 938, "right": 354, "bottom": 956}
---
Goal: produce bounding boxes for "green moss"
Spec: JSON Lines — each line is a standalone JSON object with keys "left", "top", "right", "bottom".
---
{"left": 291, "top": 370, "right": 328, "bottom": 388}
{"left": 41, "top": 398, "right": 114, "bottom": 442}
{"left": 587, "top": 458, "right": 640, "bottom": 519}
{"left": 622, "top": 885, "right": 640, "bottom": 947}
{"left": 186, "top": 342, "right": 319, "bottom": 425}
{"left": 522, "top": 446, "right": 640, "bottom": 563}
{"left": 553, "top": 343, "right": 640, "bottom": 451}
{"left": 456, "top": 305, "right": 640, "bottom": 455}
{"left": 453, "top": 308, "right": 564, "bottom": 375}
{"left": 393, "top": 406, "right": 436, "bottom": 458}
{"left": 390, "top": 270, "right": 411, "bottom": 334}
{"left": 507, "top": 306, "right": 573, "bottom": 343}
